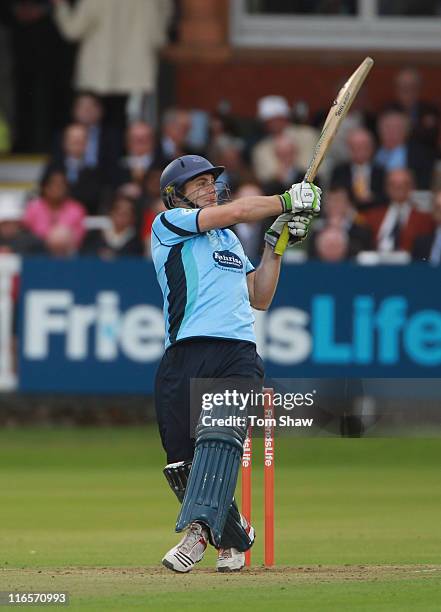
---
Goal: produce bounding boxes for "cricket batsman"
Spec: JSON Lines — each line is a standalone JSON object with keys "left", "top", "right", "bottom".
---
{"left": 151, "top": 154, "right": 320, "bottom": 572}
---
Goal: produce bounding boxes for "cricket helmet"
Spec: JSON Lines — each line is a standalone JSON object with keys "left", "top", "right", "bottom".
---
{"left": 160, "top": 155, "right": 225, "bottom": 209}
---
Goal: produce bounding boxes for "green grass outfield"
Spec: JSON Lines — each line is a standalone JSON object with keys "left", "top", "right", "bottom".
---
{"left": 1, "top": 427, "right": 441, "bottom": 611}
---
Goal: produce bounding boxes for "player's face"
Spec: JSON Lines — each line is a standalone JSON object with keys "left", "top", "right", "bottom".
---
{"left": 183, "top": 174, "right": 217, "bottom": 208}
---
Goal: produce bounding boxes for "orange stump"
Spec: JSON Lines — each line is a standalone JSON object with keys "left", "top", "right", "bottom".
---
{"left": 241, "top": 387, "right": 275, "bottom": 567}
{"left": 263, "top": 389, "right": 275, "bottom": 566}
{"left": 241, "top": 425, "right": 252, "bottom": 566}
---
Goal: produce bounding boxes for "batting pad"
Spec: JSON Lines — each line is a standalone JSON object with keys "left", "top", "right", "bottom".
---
{"left": 165, "top": 460, "right": 253, "bottom": 551}
{"left": 220, "top": 498, "right": 254, "bottom": 552}
{"left": 175, "top": 436, "right": 242, "bottom": 546}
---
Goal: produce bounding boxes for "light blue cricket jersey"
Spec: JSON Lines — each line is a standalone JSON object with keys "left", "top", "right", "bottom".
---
{"left": 151, "top": 207, "right": 256, "bottom": 349}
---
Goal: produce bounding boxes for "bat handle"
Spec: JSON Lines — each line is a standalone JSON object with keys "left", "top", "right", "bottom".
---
{"left": 274, "top": 225, "right": 289, "bottom": 256}
{"left": 273, "top": 173, "right": 315, "bottom": 256}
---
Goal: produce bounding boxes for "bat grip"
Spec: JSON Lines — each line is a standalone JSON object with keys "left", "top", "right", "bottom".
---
{"left": 273, "top": 173, "right": 316, "bottom": 256}
{"left": 274, "top": 225, "right": 289, "bottom": 256}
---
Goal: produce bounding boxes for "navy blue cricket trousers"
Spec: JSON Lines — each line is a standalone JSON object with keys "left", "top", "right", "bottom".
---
{"left": 154, "top": 338, "right": 264, "bottom": 464}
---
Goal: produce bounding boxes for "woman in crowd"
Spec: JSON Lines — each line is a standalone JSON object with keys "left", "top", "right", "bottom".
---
{"left": 82, "top": 194, "right": 144, "bottom": 259}
{"left": 23, "top": 169, "right": 86, "bottom": 256}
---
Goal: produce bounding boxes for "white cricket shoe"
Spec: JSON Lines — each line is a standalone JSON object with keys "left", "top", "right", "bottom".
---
{"left": 162, "top": 522, "right": 208, "bottom": 573}
{"left": 216, "top": 547, "right": 246, "bottom": 572}
{"left": 216, "top": 518, "right": 255, "bottom": 573}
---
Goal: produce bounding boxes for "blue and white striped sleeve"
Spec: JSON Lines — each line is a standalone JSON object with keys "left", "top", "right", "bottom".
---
{"left": 151, "top": 208, "right": 202, "bottom": 246}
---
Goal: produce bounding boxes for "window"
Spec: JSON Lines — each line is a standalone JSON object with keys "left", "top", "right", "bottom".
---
{"left": 246, "top": 1, "right": 358, "bottom": 15}
{"left": 231, "top": 0, "right": 441, "bottom": 49}
{"left": 378, "top": 1, "right": 441, "bottom": 15}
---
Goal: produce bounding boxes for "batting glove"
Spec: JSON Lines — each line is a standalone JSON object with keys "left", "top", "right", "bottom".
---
{"left": 279, "top": 181, "right": 321, "bottom": 215}
{"left": 264, "top": 212, "right": 313, "bottom": 251}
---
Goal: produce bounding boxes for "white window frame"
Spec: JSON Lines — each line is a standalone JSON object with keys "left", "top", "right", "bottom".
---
{"left": 230, "top": 0, "right": 441, "bottom": 50}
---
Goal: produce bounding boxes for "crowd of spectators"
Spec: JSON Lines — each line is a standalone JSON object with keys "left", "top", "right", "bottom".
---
{"left": 1, "top": 64, "right": 441, "bottom": 265}
{"left": 0, "top": 0, "right": 173, "bottom": 151}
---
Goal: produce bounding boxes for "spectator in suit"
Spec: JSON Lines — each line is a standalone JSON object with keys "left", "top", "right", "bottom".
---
{"left": 315, "top": 227, "right": 349, "bottom": 263}
{"left": 1, "top": 0, "right": 75, "bottom": 152}
{"left": 115, "top": 121, "right": 163, "bottom": 191}
{"left": 308, "top": 187, "right": 373, "bottom": 259}
{"left": 210, "top": 136, "right": 254, "bottom": 195}
{"left": 46, "top": 123, "right": 105, "bottom": 215}
{"left": 0, "top": 192, "right": 45, "bottom": 254}
{"left": 53, "top": 91, "right": 122, "bottom": 180}
{"left": 363, "top": 168, "right": 434, "bottom": 253}
{"left": 330, "top": 128, "right": 386, "bottom": 210}
{"left": 251, "top": 95, "right": 318, "bottom": 183}
{"left": 117, "top": 164, "right": 164, "bottom": 238}
{"left": 389, "top": 67, "right": 440, "bottom": 154}
{"left": 82, "top": 194, "right": 143, "bottom": 259}
{"left": 23, "top": 168, "right": 86, "bottom": 254}
{"left": 261, "top": 132, "right": 305, "bottom": 195}
{"left": 374, "top": 110, "right": 435, "bottom": 189}
{"left": 160, "top": 108, "right": 193, "bottom": 161}
{"left": 313, "top": 90, "right": 376, "bottom": 172}
{"left": 412, "top": 189, "right": 441, "bottom": 264}
{"left": 207, "top": 111, "right": 241, "bottom": 161}
{"left": 52, "top": 0, "right": 172, "bottom": 130}
{"left": 133, "top": 164, "right": 164, "bottom": 230}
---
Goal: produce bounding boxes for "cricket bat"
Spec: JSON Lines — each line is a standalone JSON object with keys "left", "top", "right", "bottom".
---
{"left": 274, "top": 56, "right": 374, "bottom": 255}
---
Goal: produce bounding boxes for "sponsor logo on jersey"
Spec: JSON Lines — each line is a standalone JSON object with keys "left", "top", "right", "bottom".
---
{"left": 212, "top": 250, "right": 243, "bottom": 270}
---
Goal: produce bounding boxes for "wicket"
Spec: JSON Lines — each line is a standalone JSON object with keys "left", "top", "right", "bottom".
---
{"left": 241, "top": 387, "right": 275, "bottom": 567}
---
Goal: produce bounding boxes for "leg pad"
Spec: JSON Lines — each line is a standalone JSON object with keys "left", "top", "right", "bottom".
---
{"left": 164, "top": 460, "right": 253, "bottom": 551}
{"left": 175, "top": 439, "right": 241, "bottom": 547}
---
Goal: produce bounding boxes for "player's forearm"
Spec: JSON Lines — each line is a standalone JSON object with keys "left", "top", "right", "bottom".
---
{"left": 199, "top": 183, "right": 320, "bottom": 233}
{"left": 233, "top": 195, "right": 283, "bottom": 224}
{"left": 198, "top": 195, "right": 282, "bottom": 232}
{"left": 250, "top": 244, "right": 282, "bottom": 311}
